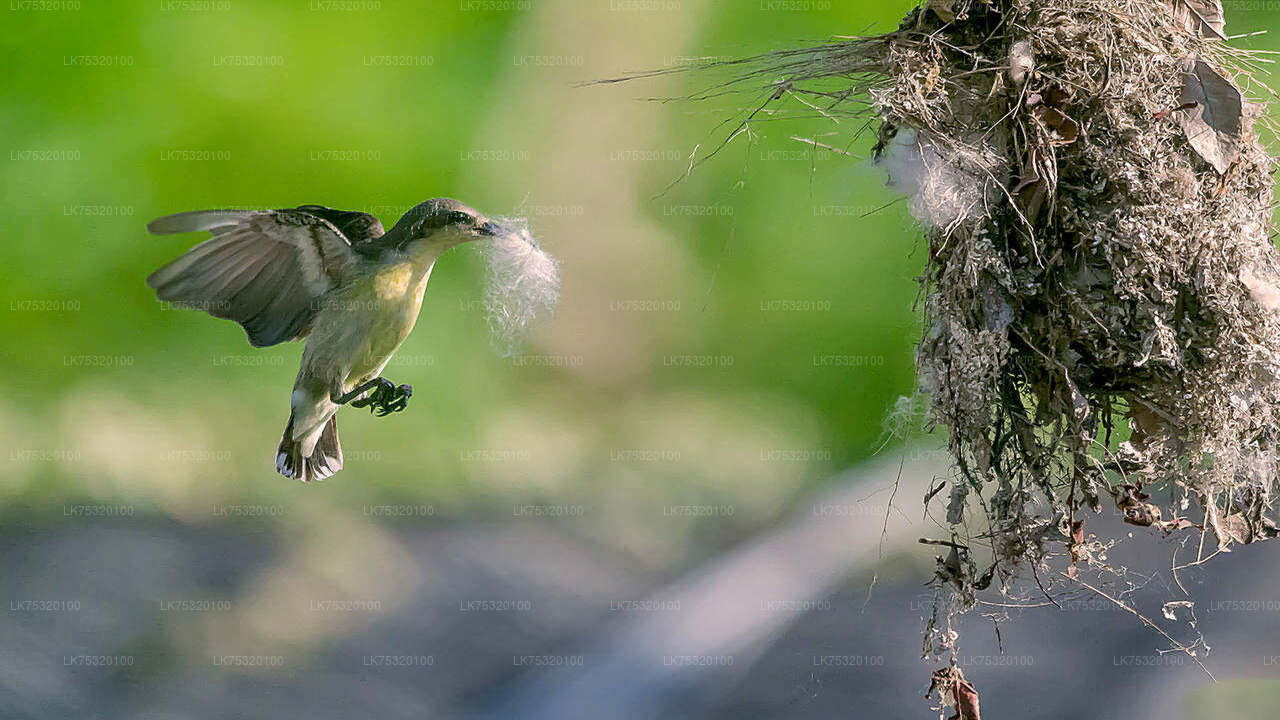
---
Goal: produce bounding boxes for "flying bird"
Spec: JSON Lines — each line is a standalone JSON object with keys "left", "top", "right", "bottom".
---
{"left": 146, "top": 199, "right": 499, "bottom": 482}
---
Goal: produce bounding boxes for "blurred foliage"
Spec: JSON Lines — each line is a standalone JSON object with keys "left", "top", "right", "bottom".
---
{"left": 1186, "top": 676, "right": 1280, "bottom": 719}
{"left": 1, "top": 0, "right": 1276, "bottom": 567}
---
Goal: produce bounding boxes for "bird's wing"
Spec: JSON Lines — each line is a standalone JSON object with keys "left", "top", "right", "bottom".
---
{"left": 146, "top": 208, "right": 359, "bottom": 347}
{"left": 293, "top": 205, "right": 386, "bottom": 246}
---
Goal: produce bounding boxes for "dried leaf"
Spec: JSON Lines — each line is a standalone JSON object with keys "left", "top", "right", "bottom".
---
{"left": 939, "top": 545, "right": 964, "bottom": 589}
{"left": 953, "top": 677, "right": 981, "bottom": 720}
{"left": 973, "top": 562, "right": 998, "bottom": 591}
{"left": 1114, "top": 483, "right": 1162, "bottom": 527}
{"left": 924, "top": 64, "right": 941, "bottom": 95}
{"left": 1061, "top": 368, "right": 1090, "bottom": 423}
{"left": 1155, "top": 517, "right": 1200, "bottom": 533}
{"left": 1029, "top": 90, "right": 1080, "bottom": 147}
{"left": 946, "top": 481, "right": 969, "bottom": 524}
{"left": 924, "top": 480, "right": 947, "bottom": 506}
{"left": 927, "top": 667, "right": 982, "bottom": 720}
{"left": 1015, "top": 87, "right": 1078, "bottom": 222}
{"left": 1162, "top": 600, "right": 1194, "bottom": 621}
{"left": 1123, "top": 503, "right": 1162, "bottom": 527}
{"left": 987, "top": 70, "right": 1005, "bottom": 98}
{"left": 1167, "top": 0, "right": 1226, "bottom": 40}
{"left": 928, "top": 0, "right": 956, "bottom": 22}
{"left": 1219, "top": 513, "right": 1253, "bottom": 545}
{"left": 1128, "top": 402, "right": 1167, "bottom": 446}
{"left": 1014, "top": 175, "right": 1049, "bottom": 222}
{"left": 1179, "top": 59, "right": 1243, "bottom": 174}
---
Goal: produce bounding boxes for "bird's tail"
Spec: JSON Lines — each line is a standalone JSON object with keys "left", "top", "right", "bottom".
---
{"left": 275, "top": 414, "right": 343, "bottom": 482}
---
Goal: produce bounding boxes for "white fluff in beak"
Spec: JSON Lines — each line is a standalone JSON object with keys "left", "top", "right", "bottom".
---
{"left": 480, "top": 220, "right": 560, "bottom": 355}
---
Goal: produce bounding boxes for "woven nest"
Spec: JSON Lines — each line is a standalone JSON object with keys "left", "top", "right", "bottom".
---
{"left": 883, "top": 0, "right": 1280, "bottom": 542}
{"left": 617, "top": 0, "right": 1280, "bottom": 694}
{"left": 868, "top": 0, "right": 1280, "bottom": 609}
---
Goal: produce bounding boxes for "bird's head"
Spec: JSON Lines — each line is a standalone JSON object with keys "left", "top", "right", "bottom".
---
{"left": 391, "top": 198, "right": 500, "bottom": 254}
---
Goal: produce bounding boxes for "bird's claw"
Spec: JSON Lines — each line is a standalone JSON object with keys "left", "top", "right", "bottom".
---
{"left": 350, "top": 379, "right": 412, "bottom": 416}
{"left": 374, "top": 384, "right": 413, "bottom": 417}
{"left": 349, "top": 378, "right": 392, "bottom": 409}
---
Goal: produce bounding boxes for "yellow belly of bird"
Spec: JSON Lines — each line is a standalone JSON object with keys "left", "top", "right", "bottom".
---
{"left": 302, "top": 262, "right": 433, "bottom": 394}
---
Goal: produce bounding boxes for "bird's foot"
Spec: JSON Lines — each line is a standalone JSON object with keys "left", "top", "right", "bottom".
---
{"left": 377, "top": 384, "right": 413, "bottom": 416}
{"left": 347, "top": 378, "right": 391, "bottom": 409}
{"left": 350, "top": 378, "right": 412, "bottom": 416}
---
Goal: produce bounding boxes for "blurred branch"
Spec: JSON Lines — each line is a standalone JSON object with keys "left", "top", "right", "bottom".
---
{"left": 485, "top": 450, "right": 944, "bottom": 718}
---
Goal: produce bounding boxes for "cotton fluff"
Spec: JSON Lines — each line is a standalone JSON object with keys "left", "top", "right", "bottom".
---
{"left": 480, "top": 219, "right": 560, "bottom": 355}
{"left": 876, "top": 129, "right": 983, "bottom": 230}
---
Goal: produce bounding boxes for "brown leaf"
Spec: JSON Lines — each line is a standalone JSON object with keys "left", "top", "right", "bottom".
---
{"left": 1128, "top": 403, "right": 1164, "bottom": 446}
{"left": 940, "top": 545, "right": 964, "bottom": 589}
{"left": 1015, "top": 178, "right": 1048, "bottom": 222}
{"left": 1016, "top": 86, "right": 1078, "bottom": 222}
{"left": 928, "top": 0, "right": 956, "bottom": 22}
{"left": 923, "top": 64, "right": 941, "bottom": 95}
{"left": 924, "top": 480, "right": 947, "bottom": 506}
{"left": 1042, "top": 86, "right": 1070, "bottom": 108}
{"left": 946, "top": 481, "right": 968, "bottom": 524}
{"left": 928, "top": 667, "right": 982, "bottom": 720}
{"left": 1123, "top": 503, "right": 1162, "bottom": 527}
{"left": 1220, "top": 513, "right": 1254, "bottom": 545}
{"left": 1155, "top": 517, "right": 1201, "bottom": 533}
{"left": 953, "top": 677, "right": 981, "bottom": 720}
{"left": 1061, "top": 368, "right": 1089, "bottom": 423}
{"left": 1168, "top": 0, "right": 1227, "bottom": 40}
{"left": 973, "top": 562, "right": 998, "bottom": 591}
{"left": 1027, "top": 88, "right": 1080, "bottom": 146}
{"left": 1068, "top": 517, "right": 1086, "bottom": 567}
{"left": 1114, "top": 483, "right": 1162, "bottom": 527}
{"left": 1030, "top": 105, "right": 1080, "bottom": 147}
{"left": 1179, "top": 59, "right": 1243, "bottom": 174}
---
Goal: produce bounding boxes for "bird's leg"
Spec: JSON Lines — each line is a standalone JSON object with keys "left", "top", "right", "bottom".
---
{"left": 349, "top": 380, "right": 395, "bottom": 411}
{"left": 332, "top": 378, "right": 413, "bottom": 416}
{"left": 332, "top": 378, "right": 388, "bottom": 406}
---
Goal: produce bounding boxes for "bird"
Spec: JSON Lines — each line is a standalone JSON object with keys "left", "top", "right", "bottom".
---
{"left": 146, "top": 199, "right": 500, "bottom": 482}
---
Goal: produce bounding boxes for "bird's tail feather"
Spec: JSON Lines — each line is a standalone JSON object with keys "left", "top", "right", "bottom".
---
{"left": 275, "top": 414, "right": 343, "bottom": 482}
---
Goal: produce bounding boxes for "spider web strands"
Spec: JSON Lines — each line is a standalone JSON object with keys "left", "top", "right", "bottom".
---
{"left": 1061, "top": 571, "right": 1216, "bottom": 681}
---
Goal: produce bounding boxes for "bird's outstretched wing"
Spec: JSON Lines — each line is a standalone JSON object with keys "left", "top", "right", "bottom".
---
{"left": 146, "top": 207, "right": 362, "bottom": 347}
{"left": 293, "top": 205, "right": 386, "bottom": 247}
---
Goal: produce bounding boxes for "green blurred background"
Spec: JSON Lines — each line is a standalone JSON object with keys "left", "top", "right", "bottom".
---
{"left": 4, "top": 1, "right": 1280, "bottom": 717}
{"left": 1, "top": 0, "right": 930, "bottom": 551}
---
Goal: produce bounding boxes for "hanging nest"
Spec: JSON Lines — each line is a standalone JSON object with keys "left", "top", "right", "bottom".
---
{"left": 874, "top": 0, "right": 1280, "bottom": 557}
{"left": 609, "top": 0, "right": 1280, "bottom": 704}
{"left": 869, "top": 0, "right": 1280, "bottom": 623}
